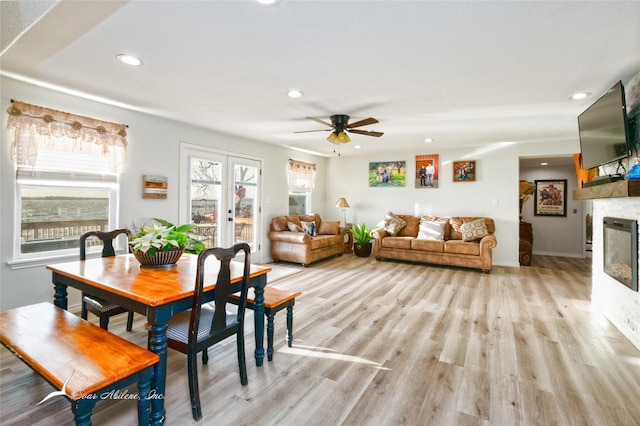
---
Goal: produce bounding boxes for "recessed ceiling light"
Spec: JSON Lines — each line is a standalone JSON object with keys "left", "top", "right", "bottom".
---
{"left": 540, "top": 162, "right": 549, "bottom": 166}
{"left": 256, "top": 0, "right": 279, "bottom": 5}
{"left": 571, "top": 92, "right": 590, "bottom": 100}
{"left": 287, "top": 90, "right": 303, "bottom": 98}
{"left": 424, "top": 138, "right": 434, "bottom": 143}
{"left": 354, "top": 145, "right": 361, "bottom": 150}
{"left": 116, "top": 54, "right": 142, "bottom": 66}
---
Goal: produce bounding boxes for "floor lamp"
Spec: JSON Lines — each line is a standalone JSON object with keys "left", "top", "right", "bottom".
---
{"left": 335, "top": 198, "right": 350, "bottom": 228}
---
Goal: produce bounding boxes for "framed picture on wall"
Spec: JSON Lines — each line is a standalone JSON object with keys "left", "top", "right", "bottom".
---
{"left": 415, "top": 154, "right": 438, "bottom": 188}
{"left": 369, "top": 161, "right": 406, "bottom": 187}
{"left": 534, "top": 179, "right": 567, "bottom": 217}
{"left": 452, "top": 160, "right": 476, "bottom": 182}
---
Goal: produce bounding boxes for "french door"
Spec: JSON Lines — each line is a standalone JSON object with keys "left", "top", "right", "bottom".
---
{"left": 180, "top": 144, "right": 261, "bottom": 259}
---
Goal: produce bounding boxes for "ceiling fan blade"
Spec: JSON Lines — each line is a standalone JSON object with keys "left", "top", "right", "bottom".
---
{"left": 349, "top": 129, "right": 384, "bottom": 137}
{"left": 346, "top": 117, "right": 379, "bottom": 129}
{"left": 306, "top": 117, "right": 334, "bottom": 127}
{"left": 293, "top": 129, "right": 331, "bottom": 133}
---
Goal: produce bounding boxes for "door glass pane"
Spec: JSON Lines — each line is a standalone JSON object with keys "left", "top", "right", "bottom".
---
{"left": 190, "top": 158, "right": 221, "bottom": 248}
{"left": 233, "top": 164, "right": 257, "bottom": 248}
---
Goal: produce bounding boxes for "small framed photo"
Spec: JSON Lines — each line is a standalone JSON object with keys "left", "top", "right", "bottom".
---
{"left": 453, "top": 160, "right": 476, "bottom": 182}
{"left": 534, "top": 179, "right": 567, "bottom": 217}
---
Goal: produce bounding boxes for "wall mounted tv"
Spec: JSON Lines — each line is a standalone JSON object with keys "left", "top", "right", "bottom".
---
{"left": 578, "top": 81, "right": 630, "bottom": 170}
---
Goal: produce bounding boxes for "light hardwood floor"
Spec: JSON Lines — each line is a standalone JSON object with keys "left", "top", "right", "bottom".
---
{"left": 2, "top": 255, "right": 640, "bottom": 425}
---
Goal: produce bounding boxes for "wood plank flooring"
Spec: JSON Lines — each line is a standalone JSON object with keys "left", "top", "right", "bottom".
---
{"left": 2, "top": 255, "right": 640, "bottom": 425}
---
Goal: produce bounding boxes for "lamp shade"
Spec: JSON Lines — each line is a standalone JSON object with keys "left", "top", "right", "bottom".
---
{"left": 335, "top": 198, "right": 350, "bottom": 208}
{"left": 337, "top": 131, "right": 351, "bottom": 143}
{"left": 327, "top": 132, "right": 338, "bottom": 143}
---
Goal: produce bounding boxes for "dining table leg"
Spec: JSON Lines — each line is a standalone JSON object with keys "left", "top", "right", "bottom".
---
{"left": 252, "top": 275, "right": 266, "bottom": 367}
{"left": 53, "top": 282, "right": 68, "bottom": 310}
{"left": 147, "top": 321, "right": 168, "bottom": 425}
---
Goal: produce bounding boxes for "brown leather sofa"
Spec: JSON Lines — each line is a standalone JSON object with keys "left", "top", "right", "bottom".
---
{"left": 371, "top": 214, "right": 497, "bottom": 272}
{"left": 268, "top": 214, "right": 345, "bottom": 266}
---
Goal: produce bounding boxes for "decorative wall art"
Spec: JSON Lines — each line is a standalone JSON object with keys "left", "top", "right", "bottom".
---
{"left": 369, "top": 161, "right": 406, "bottom": 187}
{"left": 415, "top": 154, "right": 439, "bottom": 188}
{"left": 142, "top": 175, "right": 168, "bottom": 199}
{"left": 453, "top": 160, "right": 476, "bottom": 182}
{"left": 534, "top": 179, "right": 567, "bottom": 217}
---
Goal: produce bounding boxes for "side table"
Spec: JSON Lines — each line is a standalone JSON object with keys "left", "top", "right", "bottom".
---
{"left": 344, "top": 225, "right": 353, "bottom": 253}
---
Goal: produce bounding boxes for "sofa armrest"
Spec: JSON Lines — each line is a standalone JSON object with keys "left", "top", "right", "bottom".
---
{"left": 479, "top": 234, "right": 498, "bottom": 253}
{"left": 370, "top": 228, "right": 388, "bottom": 240}
{"left": 268, "top": 231, "right": 311, "bottom": 244}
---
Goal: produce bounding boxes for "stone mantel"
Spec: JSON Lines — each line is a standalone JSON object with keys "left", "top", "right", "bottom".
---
{"left": 573, "top": 180, "right": 640, "bottom": 200}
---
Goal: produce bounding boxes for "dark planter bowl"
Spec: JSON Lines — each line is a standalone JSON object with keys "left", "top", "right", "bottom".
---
{"left": 133, "top": 246, "right": 185, "bottom": 267}
{"left": 353, "top": 242, "right": 372, "bottom": 257}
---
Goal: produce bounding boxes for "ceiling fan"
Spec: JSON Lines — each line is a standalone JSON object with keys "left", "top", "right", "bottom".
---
{"left": 294, "top": 114, "right": 384, "bottom": 144}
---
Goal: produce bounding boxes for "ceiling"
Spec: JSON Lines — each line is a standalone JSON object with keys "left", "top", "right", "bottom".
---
{"left": 1, "top": 1, "right": 639, "bottom": 158}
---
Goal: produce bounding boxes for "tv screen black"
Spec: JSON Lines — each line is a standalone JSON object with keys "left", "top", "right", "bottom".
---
{"left": 578, "top": 81, "right": 630, "bottom": 170}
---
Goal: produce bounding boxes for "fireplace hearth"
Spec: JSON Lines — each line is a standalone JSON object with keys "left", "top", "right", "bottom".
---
{"left": 603, "top": 217, "right": 638, "bottom": 291}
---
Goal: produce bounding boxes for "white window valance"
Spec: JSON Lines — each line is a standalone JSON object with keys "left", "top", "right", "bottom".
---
{"left": 288, "top": 159, "right": 316, "bottom": 189}
{"left": 6, "top": 100, "right": 128, "bottom": 173}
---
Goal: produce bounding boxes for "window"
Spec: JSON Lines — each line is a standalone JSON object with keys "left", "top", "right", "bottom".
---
{"left": 7, "top": 101, "right": 127, "bottom": 263}
{"left": 287, "top": 159, "right": 315, "bottom": 215}
{"left": 16, "top": 171, "right": 118, "bottom": 259}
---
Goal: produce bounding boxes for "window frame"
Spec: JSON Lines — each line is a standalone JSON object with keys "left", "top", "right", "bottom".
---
{"left": 10, "top": 169, "right": 120, "bottom": 268}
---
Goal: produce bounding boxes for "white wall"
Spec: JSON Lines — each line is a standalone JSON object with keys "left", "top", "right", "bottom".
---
{"left": 520, "top": 164, "right": 585, "bottom": 257}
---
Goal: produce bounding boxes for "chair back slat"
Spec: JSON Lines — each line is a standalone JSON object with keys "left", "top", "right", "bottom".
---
{"left": 189, "top": 243, "right": 251, "bottom": 349}
{"left": 79, "top": 229, "right": 131, "bottom": 260}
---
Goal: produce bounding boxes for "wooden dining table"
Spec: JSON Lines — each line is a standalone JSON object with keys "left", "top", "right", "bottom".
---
{"left": 47, "top": 253, "right": 271, "bottom": 425}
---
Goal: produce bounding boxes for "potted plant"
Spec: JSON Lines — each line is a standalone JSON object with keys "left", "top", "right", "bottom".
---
{"left": 350, "top": 223, "right": 373, "bottom": 257}
{"left": 130, "top": 218, "right": 205, "bottom": 267}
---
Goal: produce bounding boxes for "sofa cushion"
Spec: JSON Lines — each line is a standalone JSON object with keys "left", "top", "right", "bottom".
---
{"left": 449, "top": 217, "right": 495, "bottom": 240}
{"left": 397, "top": 215, "right": 420, "bottom": 237}
{"left": 309, "top": 234, "right": 341, "bottom": 250}
{"left": 411, "top": 239, "right": 444, "bottom": 253}
{"left": 461, "top": 219, "right": 490, "bottom": 241}
{"left": 272, "top": 216, "right": 290, "bottom": 232}
{"left": 318, "top": 221, "right": 340, "bottom": 235}
{"left": 301, "top": 221, "right": 317, "bottom": 237}
{"left": 444, "top": 240, "right": 480, "bottom": 256}
{"left": 417, "top": 219, "right": 446, "bottom": 240}
{"left": 287, "top": 222, "right": 302, "bottom": 232}
{"left": 300, "top": 214, "right": 321, "bottom": 230}
{"left": 381, "top": 237, "right": 412, "bottom": 250}
{"left": 287, "top": 215, "right": 303, "bottom": 229}
{"left": 375, "top": 212, "right": 407, "bottom": 236}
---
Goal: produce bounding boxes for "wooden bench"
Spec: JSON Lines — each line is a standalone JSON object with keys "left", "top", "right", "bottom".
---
{"left": 230, "top": 287, "right": 301, "bottom": 361}
{"left": 0, "top": 302, "right": 159, "bottom": 426}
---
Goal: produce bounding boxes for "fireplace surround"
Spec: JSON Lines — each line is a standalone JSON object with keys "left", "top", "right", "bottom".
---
{"left": 603, "top": 217, "right": 638, "bottom": 291}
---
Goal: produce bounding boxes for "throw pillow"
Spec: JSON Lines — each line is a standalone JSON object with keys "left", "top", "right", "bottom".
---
{"left": 301, "top": 221, "right": 317, "bottom": 237}
{"left": 272, "top": 217, "right": 289, "bottom": 232}
{"left": 375, "top": 212, "right": 407, "bottom": 236}
{"left": 318, "top": 221, "right": 340, "bottom": 235}
{"left": 287, "top": 222, "right": 302, "bottom": 232}
{"left": 460, "top": 219, "right": 489, "bottom": 242}
{"left": 417, "top": 220, "right": 446, "bottom": 240}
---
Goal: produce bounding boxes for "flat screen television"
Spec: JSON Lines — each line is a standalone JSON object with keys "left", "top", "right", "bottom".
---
{"left": 578, "top": 81, "right": 630, "bottom": 170}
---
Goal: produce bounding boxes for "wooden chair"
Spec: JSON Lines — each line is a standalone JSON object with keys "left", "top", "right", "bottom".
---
{"left": 166, "top": 243, "right": 251, "bottom": 421}
{"left": 229, "top": 286, "right": 301, "bottom": 361}
{"left": 80, "top": 229, "right": 135, "bottom": 331}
